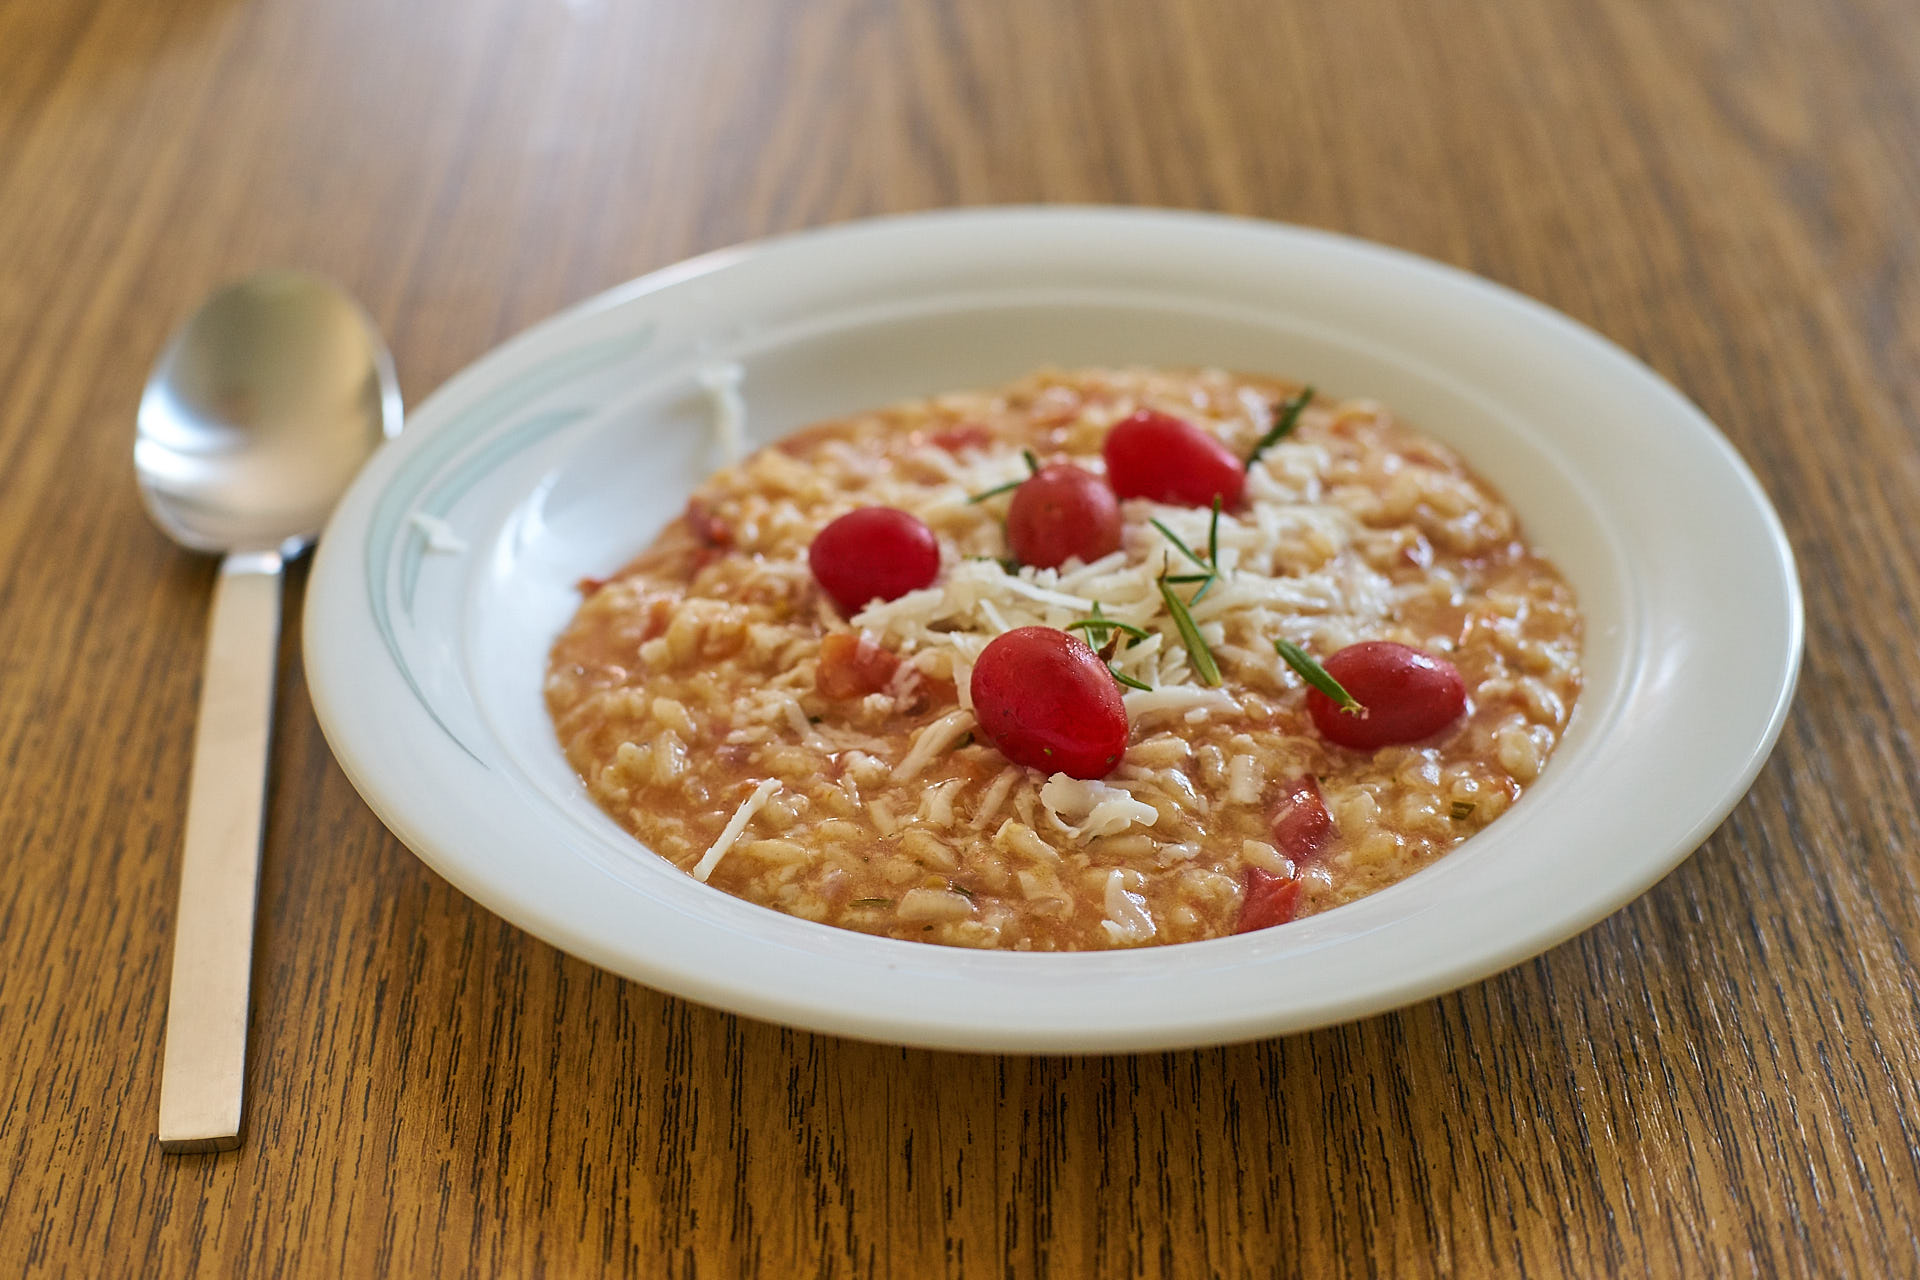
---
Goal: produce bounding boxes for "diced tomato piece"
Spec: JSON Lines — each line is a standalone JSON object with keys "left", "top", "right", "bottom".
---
{"left": 686, "top": 498, "right": 733, "bottom": 547}
{"left": 1270, "top": 776, "right": 1334, "bottom": 862}
{"left": 577, "top": 575, "right": 609, "bottom": 596}
{"left": 1029, "top": 387, "right": 1083, "bottom": 426}
{"left": 1235, "top": 867, "right": 1302, "bottom": 934}
{"left": 892, "top": 669, "right": 957, "bottom": 716}
{"left": 815, "top": 632, "right": 901, "bottom": 699}
{"left": 929, "top": 423, "right": 993, "bottom": 452}
{"left": 638, "top": 597, "right": 673, "bottom": 641}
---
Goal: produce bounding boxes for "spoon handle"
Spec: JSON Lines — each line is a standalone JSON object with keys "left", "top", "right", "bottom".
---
{"left": 158, "top": 550, "right": 284, "bottom": 1153}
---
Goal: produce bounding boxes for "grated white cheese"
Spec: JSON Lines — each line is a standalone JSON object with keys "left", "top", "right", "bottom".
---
{"left": 408, "top": 512, "right": 468, "bottom": 554}
{"left": 1038, "top": 773, "right": 1161, "bottom": 841}
{"left": 1123, "top": 686, "right": 1239, "bottom": 720}
{"left": 991, "top": 574, "right": 1096, "bottom": 611}
{"left": 993, "top": 818, "right": 1060, "bottom": 863}
{"left": 780, "top": 698, "right": 827, "bottom": 750}
{"left": 691, "top": 778, "right": 779, "bottom": 882}
{"left": 1100, "top": 870, "right": 1157, "bottom": 944}
{"left": 885, "top": 654, "right": 923, "bottom": 705}
{"left": 697, "top": 361, "right": 747, "bottom": 464}
{"left": 971, "top": 766, "right": 1020, "bottom": 828}
{"left": 1240, "top": 838, "right": 1295, "bottom": 877}
{"left": 919, "top": 778, "right": 964, "bottom": 828}
{"left": 952, "top": 651, "right": 978, "bottom": 713}
{"left": 891, "top": 708, "right": 974, "bottom": 783}
{"left": 1227, "top": 753, "right": 1264, "bottom": 805}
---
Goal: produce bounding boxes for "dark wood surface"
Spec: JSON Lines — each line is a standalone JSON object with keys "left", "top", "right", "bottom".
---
{"left": 4, "top": 0, "right": 1918, "bottom": 1273}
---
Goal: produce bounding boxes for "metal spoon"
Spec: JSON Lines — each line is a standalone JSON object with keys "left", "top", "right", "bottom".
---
{"left": 137, "top": 271, "right": 400, "bottom": 1153}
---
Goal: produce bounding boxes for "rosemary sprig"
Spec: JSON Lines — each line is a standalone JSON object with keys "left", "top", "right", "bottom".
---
{"left": 1150, "top": 498, "right": 1224, "bottom": 574}
{"left": 1274, "top": 639, "right": 1364, "bottom": 714}
{"left": 1151, "top": 498, "right": 1227, "bottom": 605}
{"left": 1191, "top": 498, "right": 1225, "bottom": 604}
{"left": 963, "top": 449, "right": 1042, "bottom": 503}
{"left": 965, "top": 479, "right": 1021, "bottom": 504}
{"left": 851, "top": 897, "right": 893, "bottom": 908}
{"left": 1066, "top": 603, "right": 1156, "bottom": 691}
{"left": 1144, "top": 501, "right": 1228, "bottom": 684}
{"left": 1245, "top": 386, "right": 1314, "bottom": 472}
{"left": 1449, "top": 801, "right": 1477, "bottom": 821}
{"left": 1064, "top": 618, "right": 1153, "bottom": 644}
{"left": 1159, "top": 573, "right": 1221, "bottom": 686}
{"left": 1149, "top": 517, "right": 1213, "bottom": 574}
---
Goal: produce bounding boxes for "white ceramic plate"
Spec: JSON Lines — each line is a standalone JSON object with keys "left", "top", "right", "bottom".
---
{"left": 305, "top": 207, "right": 1801, "bottom": 1052}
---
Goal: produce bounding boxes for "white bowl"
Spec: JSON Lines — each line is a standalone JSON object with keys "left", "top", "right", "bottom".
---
{"left": 304, "top": 207, "right": 1802, "bottom": 1051}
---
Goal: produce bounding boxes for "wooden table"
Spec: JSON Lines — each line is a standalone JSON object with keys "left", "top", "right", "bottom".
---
{"left": 5, "top": 0, "right": 1916, "bottom": 1273}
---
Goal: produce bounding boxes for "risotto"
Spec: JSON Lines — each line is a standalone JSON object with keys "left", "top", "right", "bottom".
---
{"left": 544, "top": 368, "right": 1581, "bottom": 950}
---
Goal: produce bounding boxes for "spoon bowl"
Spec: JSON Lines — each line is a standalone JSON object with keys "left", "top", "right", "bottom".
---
{"left": 137, "top": 271, "right": 400, "bottom": 554}
{"left": 142, "top": 270, "right": 398, "bottom": 1153}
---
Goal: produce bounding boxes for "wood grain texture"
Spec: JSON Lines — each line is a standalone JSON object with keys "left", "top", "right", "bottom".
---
{"left": 2, "top": 0, "right": 1917, "bottom": 1273}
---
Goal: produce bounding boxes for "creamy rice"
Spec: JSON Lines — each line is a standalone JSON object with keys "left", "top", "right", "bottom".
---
{"left": 545, "top": 368, "right": 1582, "bottom": 950}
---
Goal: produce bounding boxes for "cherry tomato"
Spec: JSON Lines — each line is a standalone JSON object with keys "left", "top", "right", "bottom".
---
{"left": 1307, "top": 641, "right": 1467, "bottom": 749}
{"left": 969, "top": 627, "right": 1129, "bottom": 778}
{"left": 1234, "top": 866, "right": 1302, "bottom": 933}
{"left": 1270, "top": 776, "right": 1334, "bottom": 862}
{"left": 808, "top": 507, "right": 940, "bottom": 614}
{"left": 1006, "top": 463, "right": 1122, "bottom": 569}
{"left": 815, "top": 632, "right": 901, "bottom": 699}
{"left": 1102, "top": 409, "right": 1245, "bottom": 508}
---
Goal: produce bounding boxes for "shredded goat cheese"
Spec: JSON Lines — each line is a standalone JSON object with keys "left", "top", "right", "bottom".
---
{"left": 1123, "top": 686, "right": 1239, "bottom": 721}
{"left": 1100, "top": 870, "right": 1157, "bottom": 945}
{"left": 971, "top": 766, "right": 1020, "bottom": 829}
{"left": 1039, "top": 774, "right": 1161, "bottom": 841}
{"left": 408, "top": 512, "right": 468, "bottom": 554}
{"left": 891, "top": 709, "right": 975, "bottom": 783}
{"left": 691, "top": 778, "right": 779, "bottom": 882}
{"left": 697, "top": 361, "right": 747, "bottom": 464}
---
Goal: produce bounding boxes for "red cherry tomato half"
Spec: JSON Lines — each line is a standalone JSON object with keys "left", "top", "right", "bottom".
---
{"left": 808, "top": 507, "right": 940, "bottom": 615}
{"left": 1307, "top": 641, "right": 1467, "bottom": 749}
{"left": 1234, "top": 866, "right": 1302, "bottom": 934}
{"left": 1270, "top": 776, "right": 1334, "bottom": 862}
{"left": 1006, "top": 463, "right": 1122, "bottom": 569}
{"left": 815, "top": 632, "right": 901, "bottom": 700}
{"left": 1102, "top": 409, "right": 1245, "bottom": 508}
{"left": 969, "top": 627, "right": 1129, "bottom": 779}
